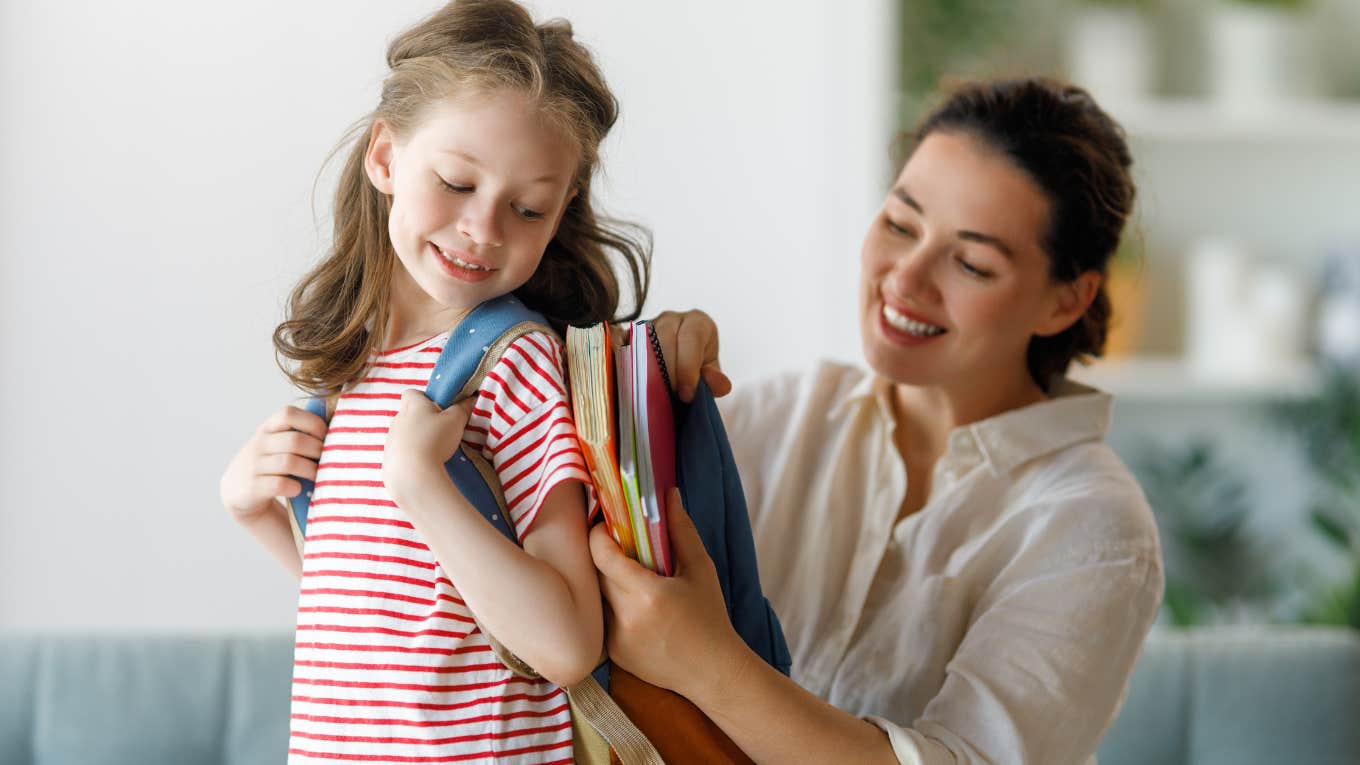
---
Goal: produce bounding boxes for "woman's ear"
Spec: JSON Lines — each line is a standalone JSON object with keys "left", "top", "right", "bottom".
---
{"left": 364, "top": 121, "right": 397, "bottom": 195}
{"left": 1035, "top": 270, "right": 1102, "bottom": 338}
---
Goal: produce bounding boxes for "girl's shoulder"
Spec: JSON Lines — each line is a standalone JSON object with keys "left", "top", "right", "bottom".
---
{"left": 478, "top": 330, "right": 569, "bottom": 406}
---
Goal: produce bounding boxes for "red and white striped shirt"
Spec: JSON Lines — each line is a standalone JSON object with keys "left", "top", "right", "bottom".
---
{"left": 288, "top": 330, "right": 588, "bottom": 765}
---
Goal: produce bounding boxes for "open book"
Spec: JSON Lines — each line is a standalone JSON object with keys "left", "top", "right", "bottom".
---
{"left": 566, "top": 321, "right": 676, "bottom": 575}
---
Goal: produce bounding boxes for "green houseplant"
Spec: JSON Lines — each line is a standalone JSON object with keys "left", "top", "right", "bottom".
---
{"left": 1273, "top": 367, "right": 1360, "bottom": 629}
{"left": 1134, "top": 441, "right": 1278, "bottom": 626}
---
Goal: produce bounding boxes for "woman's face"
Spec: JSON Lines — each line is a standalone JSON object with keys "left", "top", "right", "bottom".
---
{"left": 860, "top": 131, "right": 1080, "bottom": 392}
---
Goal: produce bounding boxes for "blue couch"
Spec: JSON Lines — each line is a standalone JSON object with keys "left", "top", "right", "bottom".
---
{"left": 2, "top": 626, "right": 1357, "bottom": 764}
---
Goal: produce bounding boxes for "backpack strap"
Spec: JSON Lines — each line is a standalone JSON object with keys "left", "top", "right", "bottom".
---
{"left": 286, "top": 294, "right": 554, "bottom": 551}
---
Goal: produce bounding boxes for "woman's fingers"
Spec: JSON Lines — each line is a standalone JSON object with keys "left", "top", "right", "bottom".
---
{"left": 650, "top": 312, "right": 682, "bottom": 392}
{"left": 589, "top": 522, "right": 650, "bottom": 594}
{"left": 663, "top": 487, "right": 706, "bottom": 572}
{"left": 651, "top": 309, "right": 727, "bottom": 402}
{"left": 700, "top": 363, "right": 733, "bottom": 398}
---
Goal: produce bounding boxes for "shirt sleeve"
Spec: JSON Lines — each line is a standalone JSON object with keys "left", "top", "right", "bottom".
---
{"left": 467, "top": 331, "right": 590, "bottom": 541}
{"left": 866, "top": 502, "right": 1164, "bottom": 764}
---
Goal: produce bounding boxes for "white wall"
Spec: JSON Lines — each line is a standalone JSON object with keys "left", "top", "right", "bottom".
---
{"left": 0, "top": 1, "right": 895, "bottom": 632}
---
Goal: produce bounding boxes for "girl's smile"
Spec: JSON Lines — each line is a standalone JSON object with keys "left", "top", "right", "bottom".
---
{"left": 429, "top": 242, "right": 498, "bottom": 282}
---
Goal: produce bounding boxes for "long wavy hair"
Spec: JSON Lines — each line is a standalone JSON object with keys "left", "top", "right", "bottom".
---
{"left": 274, "top": 0, "right": 651, "bottom": 396}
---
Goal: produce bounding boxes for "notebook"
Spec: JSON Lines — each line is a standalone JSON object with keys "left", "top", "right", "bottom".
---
{"left": 565, "top": 321, "right": 676, "bottom": 575}
{"left": 565, "top": 323, "right": 637, "bottom": 559}
{"left": 631, "top": 321, "right": 675, "bottom": 576}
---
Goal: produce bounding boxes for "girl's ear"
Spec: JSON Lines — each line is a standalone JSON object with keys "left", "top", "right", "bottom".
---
{"left": 364, "top": 121, "right": 397, "bottom": 195}
{"left": 1035, "top": 270, "right": 1101, "bottom": 338}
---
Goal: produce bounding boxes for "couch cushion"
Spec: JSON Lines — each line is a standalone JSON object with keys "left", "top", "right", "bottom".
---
{"left": 0, "top": 635, "right": 292, "bottom": 765}
{"left": 1099, "top": 626, "right": 1360, "bottom": 765}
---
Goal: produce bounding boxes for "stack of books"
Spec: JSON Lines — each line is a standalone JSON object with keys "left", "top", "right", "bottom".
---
{"left": 566, "top": 321, "right": 676, "bottom": 575}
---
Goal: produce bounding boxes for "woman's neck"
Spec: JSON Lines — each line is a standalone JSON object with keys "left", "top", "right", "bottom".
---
{"left": 890, "top": 372, "right": 1048, "bottom": 463}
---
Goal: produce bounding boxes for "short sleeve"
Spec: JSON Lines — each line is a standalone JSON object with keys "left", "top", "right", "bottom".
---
{"left": 867, "top": 498, "right": 1164, "bottom": 764}
{"left": 465, "top": 332, "right": 589, "bottom": 540}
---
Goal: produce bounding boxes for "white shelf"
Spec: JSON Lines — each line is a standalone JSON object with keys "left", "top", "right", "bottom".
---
{"left": 1069, "top": 356, "right": 1321, "bottom": 402}
{"left": 1107, "top": 98, "right": 1360, "bottom": 143}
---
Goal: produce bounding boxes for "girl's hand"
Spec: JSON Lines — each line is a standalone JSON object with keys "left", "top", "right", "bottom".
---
{"left": 589, "top": 488, "right": 748, "bottom": 701}
{"left": 383, "top": 390, "right": 473, "bottom": 504}
{"left": 220, "top": 405, "right": 328, "bottom": 523}
{"left": 646, "top": 309, "right": 732, "bottom": 402}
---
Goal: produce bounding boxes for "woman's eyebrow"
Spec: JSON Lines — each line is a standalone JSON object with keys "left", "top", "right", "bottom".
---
{"left": 892, "top": 186, "right": 922, "bottom": 213}
{"left": 958, "top": 230, "right": 1015, "bottom": 259}
{"left": 893, "top": 185, "right": 1015, "bottom": 259}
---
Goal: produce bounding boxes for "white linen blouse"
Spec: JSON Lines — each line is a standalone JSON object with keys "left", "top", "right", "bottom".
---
{"left": 718, "top": 362, "right": 1164, "bottom": 765}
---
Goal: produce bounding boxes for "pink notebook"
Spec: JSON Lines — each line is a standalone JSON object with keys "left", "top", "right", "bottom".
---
{"left": 631, "top": 321, "right": 675, "bottom": 576}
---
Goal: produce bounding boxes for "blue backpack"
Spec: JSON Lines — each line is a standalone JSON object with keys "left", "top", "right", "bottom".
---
{"left": 287, "top": 294, "right": 790, "bottom": 762}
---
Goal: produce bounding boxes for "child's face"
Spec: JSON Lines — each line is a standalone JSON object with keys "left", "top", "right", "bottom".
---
{"left": 859, "top": 131, "right": 1085, "bottom": 393}
{"left": 367, "top": 90, "right": 579, "bottom": 316}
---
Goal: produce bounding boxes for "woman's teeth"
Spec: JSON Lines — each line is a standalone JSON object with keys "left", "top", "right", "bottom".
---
{"left": 883, "top": 305, "right": 945, "bottom": 337}
{"left": 437, "top": 246, "right": 491, "bottom": 271}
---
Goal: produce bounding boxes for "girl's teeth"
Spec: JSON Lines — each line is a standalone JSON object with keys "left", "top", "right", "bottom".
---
{"left": 883, "top": 305, "right": 944, "bottom": 337}
{"left": 437, "top": 246, "right": 490, "bottom": 271}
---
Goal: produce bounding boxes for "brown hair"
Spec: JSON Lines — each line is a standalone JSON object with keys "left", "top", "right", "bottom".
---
{"left": 909, "top": 77, "right": 1136, "bottom": 390}
{"left": 274, "top": 0, "right": 651, "bottom": 396}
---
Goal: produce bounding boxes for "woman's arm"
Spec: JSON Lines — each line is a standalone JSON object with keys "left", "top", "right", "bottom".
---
{"left": 385, "top": 391, "right": 603, "bottom": 688}
{"left": 590, "top": 490, "right": 898, "bottom": 765}
{"left": 594, "top": 489, "right": 1164, "bottom": 764}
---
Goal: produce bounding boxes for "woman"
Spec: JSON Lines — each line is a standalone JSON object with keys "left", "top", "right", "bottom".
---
{"left": 593, "top": 77, "right": 1164, "bottom": 764}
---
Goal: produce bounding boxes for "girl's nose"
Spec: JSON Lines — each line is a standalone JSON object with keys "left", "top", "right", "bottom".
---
{"left": 457, "top": 200, "right": 504, "bottom": 249}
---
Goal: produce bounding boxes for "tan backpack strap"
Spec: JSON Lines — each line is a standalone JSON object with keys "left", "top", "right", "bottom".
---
{"left": 454, "top": 321, "right": 558, "bottom": 402}
{"left": 452, "top": 321, "right": 562, "bottom": 680}
{"left": 568, "top": 675, "right": 665, "bottom": 765}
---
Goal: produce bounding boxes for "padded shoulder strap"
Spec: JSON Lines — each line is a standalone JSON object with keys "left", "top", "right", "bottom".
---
{"left": 287, "top": 294, "right": 555, "bottom": 550}
{"left": 427, "top": 294, "right": 556, "bottom": 408}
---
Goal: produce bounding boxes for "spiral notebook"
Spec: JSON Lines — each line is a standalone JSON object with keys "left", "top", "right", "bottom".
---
{"left": 566, "top": 321, "right": 675, "bottom": 575}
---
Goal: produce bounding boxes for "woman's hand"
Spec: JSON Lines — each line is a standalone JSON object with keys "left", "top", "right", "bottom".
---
{"left": 589, "top": 488, "right": 751, "bottom": 702}
{"left": 648, "top": 309, "right": 732, "bottom": 402}
{"left": 383, "top": 390, "right": 472, "bottom": 505}
{"left": 220, "top": 404, "right": 327, "bottom": 523}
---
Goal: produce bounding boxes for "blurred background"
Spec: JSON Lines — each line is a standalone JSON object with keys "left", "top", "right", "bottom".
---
{"left": 1, "top": 0, "right": 1358, "bottom": 646}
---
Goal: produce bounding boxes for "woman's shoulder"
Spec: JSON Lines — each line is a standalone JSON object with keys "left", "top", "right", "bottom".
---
{"left": 1008, "top": 441, "right": 1162, "bottom": 563}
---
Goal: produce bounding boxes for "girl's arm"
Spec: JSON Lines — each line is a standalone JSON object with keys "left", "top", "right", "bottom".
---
{"left": 589, "top": 489, "right": 898, "bottom": 765}
{"left": 234, "top": 500, "right": 304, "bottom": 580}
{"left": 384, "top": 391, "right": 602, "bottom": 688}
{"left": 221, "top": 404, "right": 327, "bottom": 581}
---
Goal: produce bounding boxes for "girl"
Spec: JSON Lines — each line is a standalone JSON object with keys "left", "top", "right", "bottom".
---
{"left": 220, "top": 1, "right": 649, "bottom": 762}
{"left": 598, "top": 78, "right": 1164, "bottom": 764}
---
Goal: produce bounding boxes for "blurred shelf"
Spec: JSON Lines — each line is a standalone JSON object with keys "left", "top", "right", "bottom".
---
{"left": 1069, "top": 356, "right": 1321, "bottom": 402}
{"left": 1107, "top": 98, "right": 1360, "bottom": 143}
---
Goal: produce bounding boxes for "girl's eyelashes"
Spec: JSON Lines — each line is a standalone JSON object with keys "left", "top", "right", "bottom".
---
{"left": 438, "top": 177, "right": 546, "bottom": 221}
